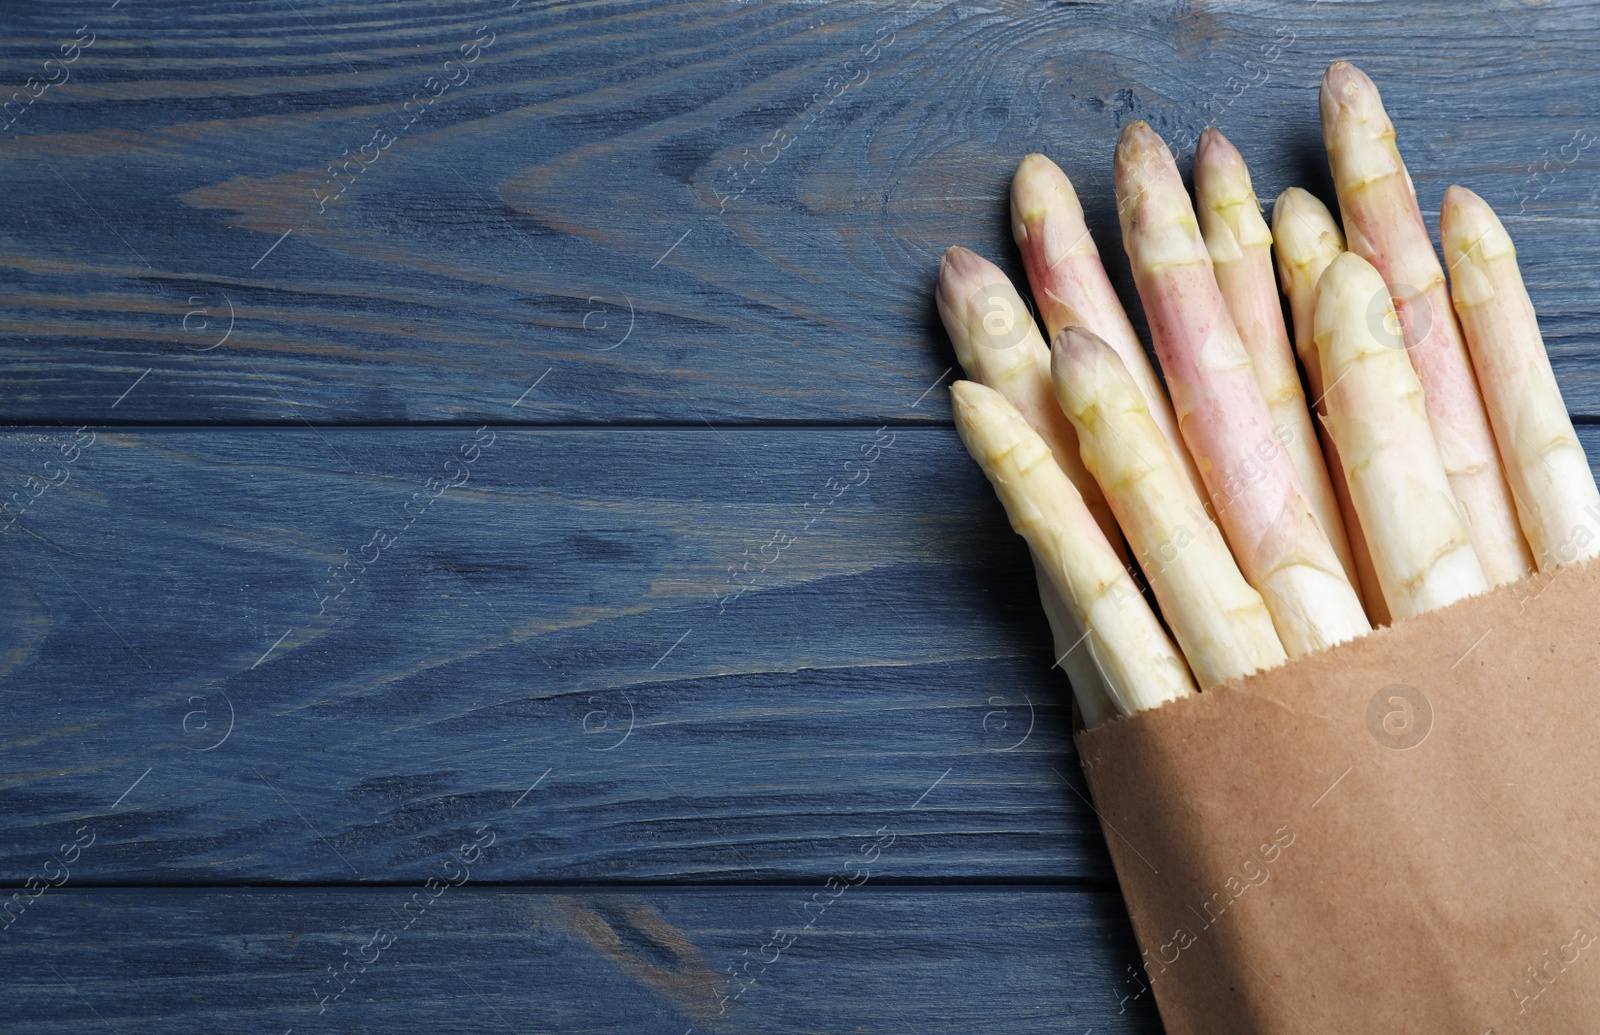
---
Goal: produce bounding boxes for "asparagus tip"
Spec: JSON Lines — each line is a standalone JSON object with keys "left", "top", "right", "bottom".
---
{"left": 949, "top": 377, "right": 980, "bottom": 405}
{"left": 938, "top": 245, "right": 996, "bottom": 294}
{"left": 1321, "top": 248, "right": 1378, "bottom": 286}
{"left": 949, "top": 379, "right": 995, "bottom": 437}
{"left": 1053, "top": 326, "right": 1140, "bottom": 419}
{"left": 939, "top": 245, "right": 993, "bottom": 297}
{"left": 936, "top": 247, "right": 982, "bottom": 357}
{"left": 1440, "top": 184, "right": 1513, "bottom": 267}
{"left": 1011, "top": 152, "right": 1074, "bottom": 225}
{"left": 1320, "top": 60, "right": 1386, "bottom": 129}
{"left": 1194, "top": 126, "right": 1246, "bottom": 180}
{"left": 1193, "top": 127, "right": 1257, "bottom": 237}
{"left": 1271, "top": 188, "right": 1343, "bottom": 263}
{"left": 1195, "top": 125, "right": 1227, "bottom": 158}
{"left": 1321, "top": 60, "right": 1370, "bottom": 96}
{"left": 1273, "top": 185, "right": 1312, "bottom": 212}
{"left": 1116, "top": 119, "right": 1167, "bottom": 162}
{"left": 1317, "top": 250, "right": 1399, "bottom": 358}
{"left": 1054, "top": 324, "right": 1105, "bottom": 359}
{"left": 1114, "top": 121, "right": 1179, "bottom": 217}
{"left": 937, "top": 245, "right": 1033, "bottom": 362}
{"left": 1014, "top": 151, "right": 1056, "bottom": 180}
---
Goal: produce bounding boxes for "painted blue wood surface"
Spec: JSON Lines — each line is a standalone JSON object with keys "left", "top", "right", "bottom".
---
{"left": 3, "top": 888, "right": 1163, "bottom": 1034}
{"left": 3, "top": 1, "right": 1600, "bottom": 1031}
{"left": 0, "top": 0, "right": 1596, "bottom": 423}
{"left": 0, "top": 427, "right": 1117, "bottom": 883}
{"left": 7, "top": 425, "right": 1600, "bottom": 889}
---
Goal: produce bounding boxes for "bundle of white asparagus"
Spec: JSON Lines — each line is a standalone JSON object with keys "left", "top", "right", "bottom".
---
{"left": 942, "top": 62, "right": 1600, "bottom": 727}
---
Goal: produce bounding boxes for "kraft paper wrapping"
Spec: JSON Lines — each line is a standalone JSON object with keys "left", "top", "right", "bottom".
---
{"left": 1076, "top": 558, "right": 1600, "bottom": 1033}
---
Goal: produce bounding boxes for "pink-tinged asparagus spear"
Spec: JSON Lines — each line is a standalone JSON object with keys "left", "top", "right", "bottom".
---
{"left": 936, "top": 246, "right": 1123, "bottom": 553}
{"left": 1193, "top": 129, "right": 1358, "bottom": 596}
{"left": 1114, "top": 121, "right": 1370, "bottom": 656}
{"left": 1271, "top": 187, "right": 1392, "bottom": 625}
{"left": 952, "top": 380, "right": 1197, "bottom": 721}
{"left": 1320, "top": 61, "right": 1534, "bottom": 586}
{"left": 1052, "top": 329, "right": 1285, "bottom": 689}
{"left": 1009, "top": 153, "right": 1208, "bottom": 507}
{"left": 1316, "top": 252, "right": 1488, "bottom": 618}
{"left": 1441, "top": 185, "right": 1600, "bottom": 569}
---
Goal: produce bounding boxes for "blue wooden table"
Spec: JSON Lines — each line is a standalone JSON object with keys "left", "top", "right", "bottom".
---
{"left": 2, "top": 1, "right": 1597, "bottom": 1031}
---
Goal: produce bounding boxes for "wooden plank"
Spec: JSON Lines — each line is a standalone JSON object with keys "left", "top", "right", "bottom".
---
{"left": 0, "top": 426, "right": 1118, "bottom": 883}
{"left": 1, "top": 886, "right": 1163, "bottom": 1034}
{"left": 8, "top": 423, "right": 1600, "bottom": 885}
{"left": 1, "top": 1, "right": 1598, "bottom": 422}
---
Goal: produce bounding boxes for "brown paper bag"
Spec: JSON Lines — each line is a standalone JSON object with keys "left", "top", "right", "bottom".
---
{"left": 1076, "top": 558, "right": 1600, "bottom": 1033}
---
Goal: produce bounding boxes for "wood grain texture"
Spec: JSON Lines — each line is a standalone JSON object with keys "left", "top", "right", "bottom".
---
{"left": 0, "top": 0, "right": 1598, "bottom": 423}
{"left": 0, "top": 426, "right": 1119, "bottom": 883}
{"left": 1, "top": 887, "right": 1163, "bottom": 1034}
{"left": 7, "top": 4, "right": 1600, "bottom": 1026}
{"left": 9, "top": 422, "right": 1599, "bottom": 889}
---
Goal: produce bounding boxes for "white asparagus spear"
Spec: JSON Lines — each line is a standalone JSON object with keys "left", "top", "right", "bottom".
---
{"left": 1441, "top": 185, "right": 1600, "bottom": 569}
{"left": 1032, "top": 560, "right": 1117, "bottom": 729}
{"left": 951, "top": 380, "right": 1197, "bottom": 719}
{"left": 1273, "top": 187, "right": 1350, "bottom": 404}
{"left": 1052, "top": 328, "right": 1286, "bottom": 689}
{"left": 1271, "top": 187, "right": 1392, "bottom": 625}
{"left": 937, "top": 246, "right": 1123, "bottom": 552}
{"left": 1194, "top": 129, "right": 1358, "bottom": 595}
{"left": 1114, "top": 121, "right": 1370, "bottom": 657}
{"left": 1315, "top": 252, "right": 1489, "bottom": 618}
{"left": 1009, "top": 152, "right": 1209, "bottom": 507}
{"left": 938, "top": 246, "right": 1124, "bottom": 722}
{"left": 1320, "top": 61, "right": 1534, "bottom": 586}
{"left": 1272, "top": 188, "right": 1345, "bottom": 403}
